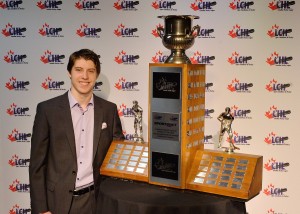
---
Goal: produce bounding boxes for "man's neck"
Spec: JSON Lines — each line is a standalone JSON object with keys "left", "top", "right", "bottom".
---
{"left": 70, "top": 89, "right": 93, "bottom": 110}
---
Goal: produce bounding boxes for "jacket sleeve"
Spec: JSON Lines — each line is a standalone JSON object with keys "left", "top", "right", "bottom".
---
{"left": 29, "top": 103, "right": 50, "bottom": 213}
{"left": 112, "top": 103, "right": 125, "bottom": 141}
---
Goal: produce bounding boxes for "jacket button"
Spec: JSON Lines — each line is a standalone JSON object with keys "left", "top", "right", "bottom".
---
{"left": 72, "top": 171, "right": 76, "bottom": 175}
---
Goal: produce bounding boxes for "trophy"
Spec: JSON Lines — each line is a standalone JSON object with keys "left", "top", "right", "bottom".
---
{"left": 157, "top": 15, "right": 200, "bottom": 64}
{"left": 217, "top": 107, "right": 240, "bottom": 153}
{"left": 101, "top": 14, "right": 262, "bottom": 200}
{"left": 132, "top": 100, "right": 144, "bottom": 143}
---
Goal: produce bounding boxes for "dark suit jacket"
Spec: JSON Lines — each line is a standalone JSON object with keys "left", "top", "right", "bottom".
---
{"left": 29, "top": 92, "right": 124, "bottom": 214}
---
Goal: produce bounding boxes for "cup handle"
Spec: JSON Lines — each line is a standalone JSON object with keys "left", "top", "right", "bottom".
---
{"left": 157, "top": 27, "right": 164, "bottom": 38}
{"left": 190, "top": 25, "right": 200, "bottom": 38}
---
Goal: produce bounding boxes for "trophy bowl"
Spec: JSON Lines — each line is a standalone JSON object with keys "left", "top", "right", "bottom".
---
{"left": 157, "top": 15, "right": 200, "bottom": 64}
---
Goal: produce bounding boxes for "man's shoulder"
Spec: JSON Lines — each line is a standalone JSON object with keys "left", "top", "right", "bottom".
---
{"left": 94, "top": 95, "right": 117, "bottom": 108}
{"left": 38, "top": 93, "right": 68, "bottom": 107}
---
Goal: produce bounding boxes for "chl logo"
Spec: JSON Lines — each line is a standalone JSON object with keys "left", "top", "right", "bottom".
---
{"left": 8, "top": 154, "right": 30, "bottom": 167}
{"left": 40, "top": 50, "right": 65, "bottom": 64}
{"left": 9, "top": 179, "right": 30, "bottom": 193}
{"left": 265, "top": 79, "right": 291, "bottom": 93}
{"left": 191, "top": 0, "right": 217, "bottom": 11}
{"left": 227, "top": 78, "right": 253, "bottom": 93}
{"left": 4, "top": 50, "right": 27, "bottom": 64}
{"left": 263, "top": 184, "right": 288, "bottom": 197}
{"left": 8, "top": 129, "right": 31, "bottom": 142}
{"left": 114, "top": 50, "right": 139, "bottom": 65}
{"left": 6, "top": 103, "right": 30, "bottom": 116}
{"left": 114, "top": 77, "right": 138, "bottom": 91}
{"left": 2, "top": 23, "right": 26, "bottom": 37}
{"left": 231, "top": 131, "right": 252, "bottom": 145}
{"left": 39, "top": 23, "right": 63, "bottom": 37}
{"left": 264, "top": 158, "right": 289, "bottom": 172}
{"left": 75, "top": 0, "right": 100, "bottom": 10}
{"left": 190, "top": 51, "right": 215, "bottom": 64}
{"left": 41, "top": 76, "right": 65, "bottom": 90}
{"left": 229, "top": 1, "right": 254, "bottom": 11}
{"left": 265, "top": 105, "right": 291, "bottom": 120}
{"left": 36, "top": 0, "right": 63, "bottom": 10}
{"left": 267, "top": 24, "right": 292, "bottom": 38}
{"left": 9, "top": 204, "right": 31, "bottom": 214}
{"left": 197, "top": 28, "right": 215, "bottom": 38}
{"left": 264, "top": 132, "right": 289, "bottom": 145}
{"left": 6, "top": 77, "right": 29, "bottom": 90}
{"left": 76, "top": 23, "right": 101, "bottom": 38}
{"left": 266, "top": 51, "right": 292, "bottom": 66}
{"left": 0, "top": 0, "right": 24, "bottom": 10}
{"left": 152, "top": 51, "right": 168, "bottom": 63}
{"left": 113, "top": 0, "right": 139, "bottom": 10}
{"left": 114, "top": 23, "right": 138, "bottom": 37}
{"left": 151, "top": 0, "right": 177, "bottom": 10}
{"left": 228, "top": 51, "right": 252, "bottom": 65}
{"left": 268, "top": 0, "right": 295, "bottom": 11}
{"left": 118, "top": 104, "right": 134, "bottom": 117}
{"left": 228, "top": 24, "right": 254, "bottom": 39}
{"left": 231, "top": 105, "right": 251, "bottom": 119}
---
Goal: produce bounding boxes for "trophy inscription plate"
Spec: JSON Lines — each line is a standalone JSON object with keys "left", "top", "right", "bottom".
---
{"left": 186, "top": 149, "right": 263, "bottom": 199}
{"left": 100, "top": 140, "right": 148, "bottom": 182}
{"left": 152, "top": 112, "right": 180, "bottom": 141}
{"left": 152, "top": 72, "right": 181, "bottom": 99}
{"left": 152, "top": 151, "right": 179, "bottom": 181}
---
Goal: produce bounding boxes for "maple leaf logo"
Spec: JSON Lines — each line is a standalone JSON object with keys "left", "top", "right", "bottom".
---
{"left": 114, "top": 23, "right": 124, "bottom": 37}
{"left": 264, "top": 132, "right": 276, "bottom": 144}
{"left": 227, "top": 78, "right": 239, "bottom": 92}
{"left": 76, "top": 23, "right": 88, "bottom": 37}
{"left": 114, "top": 77, "right": 126, "bottom": 90}
{"left": 114, "top": 50, "right": 126, "bottom": 64}
{"left": 8, "top": 129, "right": 18, "bottom": 142}
{"left": 8, "top": 154, "right": 19, "bottom": 166}
{"left": 75, "top": 1, "right": 83, "bottom": 9}
{"left": 151, "top": 51, "right": 163, "bottom": 63}
{"left": 118, "top": 104, "right": 127, "bottom": 116}
{"left": 39, "top": 23, "right": 49, "bottom": 36}
{"left": 113, "top": 0, "right": 122, "bottom": 10}
{"left": 7, "top": 103, "right": 17, "bottom": 115}
{"left": 265, "top": 79, "right": 277, "bottom": 92}
{"left": 264, "top": 158, "right": 276, "bottom": 171}
{"left": 265, "top": 105, "right": 277, "bottom": 119}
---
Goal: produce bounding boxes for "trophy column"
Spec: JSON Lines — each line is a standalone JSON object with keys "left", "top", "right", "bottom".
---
{"left": 149, "top": 63, "right": 206, "bottom": 189}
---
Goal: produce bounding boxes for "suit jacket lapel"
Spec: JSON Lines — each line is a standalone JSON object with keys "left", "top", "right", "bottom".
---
{"left": 60, "top": 93, "right": 77, "bottom": 160}
{"left": 93, "top": 97, "right": 103, "bottom": 159}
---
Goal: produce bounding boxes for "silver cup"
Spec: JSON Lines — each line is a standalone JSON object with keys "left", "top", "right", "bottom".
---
{"left": 157, "top": 15, "right": 200, "bottom": 64}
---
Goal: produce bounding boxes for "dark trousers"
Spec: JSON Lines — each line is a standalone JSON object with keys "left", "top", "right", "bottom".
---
{"left": 69, "top": 189, "right": 96, "bottom": 214}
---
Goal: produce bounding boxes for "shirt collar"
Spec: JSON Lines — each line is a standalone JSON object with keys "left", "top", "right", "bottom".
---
{"left": 68, "top": 90, "right": 94, "bottom": 109}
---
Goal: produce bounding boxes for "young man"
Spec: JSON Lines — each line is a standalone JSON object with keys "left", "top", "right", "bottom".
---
{"left": 29, "top": 49, "right": 124, "bottom": 214}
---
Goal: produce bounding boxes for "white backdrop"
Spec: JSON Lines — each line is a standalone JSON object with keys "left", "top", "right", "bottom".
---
{"left": 1, "top": 1, "right": 299, "bottom": 213}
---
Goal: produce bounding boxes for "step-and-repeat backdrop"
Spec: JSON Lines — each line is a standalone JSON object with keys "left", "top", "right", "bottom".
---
{"left": 1, "top": 1, "right": 299, "bottom": 213}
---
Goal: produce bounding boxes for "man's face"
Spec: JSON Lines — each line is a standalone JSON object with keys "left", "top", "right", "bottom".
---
{"left": 68, "top": 58, "right": 98, "bottom": 97}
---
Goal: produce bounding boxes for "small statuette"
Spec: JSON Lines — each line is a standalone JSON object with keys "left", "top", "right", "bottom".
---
{"left": 132, "top": 100, "right": 144, "bottom": 143}
{"left": 217, "top": 107, "right": 240, "bottom": 153}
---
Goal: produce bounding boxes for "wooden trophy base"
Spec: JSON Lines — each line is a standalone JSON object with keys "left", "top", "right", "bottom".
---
{"left": 100, "top": 140, "right": 148, "bottom": 182}
{"left": 186, "top": 149, "right": 263, "bottom": 200}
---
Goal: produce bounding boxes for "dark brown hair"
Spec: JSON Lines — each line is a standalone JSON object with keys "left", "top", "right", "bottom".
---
{"left": 67, "top": 49, "right": 100, "bottom": 76}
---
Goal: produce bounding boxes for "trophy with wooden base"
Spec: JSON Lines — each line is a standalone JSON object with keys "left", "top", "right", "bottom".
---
{"left": 101, "top": 15, "right": 263, "bottom": 200}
